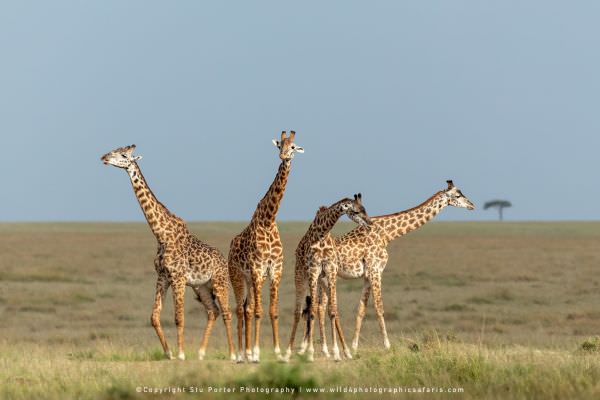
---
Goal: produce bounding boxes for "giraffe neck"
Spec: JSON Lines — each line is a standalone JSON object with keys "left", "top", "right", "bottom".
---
{"left": 252, "top": 159, "right": 291, "bottom": 226}
{"left": 373, "top": 191, "right": 447, "bottom": 242}
{"left": 306, "top": 202, "right": 345, "bottom": 243}
{"left": 127, "top": 163, "right": 185, "bottom": 242}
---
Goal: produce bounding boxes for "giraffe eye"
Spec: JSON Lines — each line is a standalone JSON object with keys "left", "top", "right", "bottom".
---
{"left": 121, "top": 154, "right": 127, "bottom": 158}
{"left": 291, "top": 145, "right": 296, "bottom": 149}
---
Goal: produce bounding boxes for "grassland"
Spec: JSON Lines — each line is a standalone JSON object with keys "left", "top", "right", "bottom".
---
{"left": 0, "top": 222, "right": 599, "bottom": 399}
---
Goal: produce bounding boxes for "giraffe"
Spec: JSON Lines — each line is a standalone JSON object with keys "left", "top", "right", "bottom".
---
{"left": 284, "top": 194, "right": 371, "bottom": 362}
{"left": 310, "top": 180, "right": 475, "bottom": 351}
{"left": 101, "top": 145, "right": 236, "bottom": 361}
{"left": 228, "top": 131, "right": 304, "bottom": 363}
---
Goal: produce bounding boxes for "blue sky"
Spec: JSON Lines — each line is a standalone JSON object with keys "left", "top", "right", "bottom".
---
{"left": 0, "top": 1, "right": 598, "bottom": 221}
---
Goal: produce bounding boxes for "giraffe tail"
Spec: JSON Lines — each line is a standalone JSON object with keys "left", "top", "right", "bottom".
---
{"left": 302, "top": 296, "right": 311, "bottom": 319}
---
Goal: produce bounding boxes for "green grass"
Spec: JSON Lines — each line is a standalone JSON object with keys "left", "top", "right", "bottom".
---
{"left": 1, "top": 222, "right": 600, "bottom": 399}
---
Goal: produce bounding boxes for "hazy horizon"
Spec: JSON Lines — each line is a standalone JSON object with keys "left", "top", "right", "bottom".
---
{"left": 1, "top": 2, "right": 598, "bottom": 222}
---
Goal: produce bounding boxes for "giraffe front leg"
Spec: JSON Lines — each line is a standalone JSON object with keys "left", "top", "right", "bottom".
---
{"left": 251, "top": 274, "right": 265, "bottom": 363}
{"left": 352, "top": 280, "right": 371, "bottom": 351}
{"left": 269, "top": 270, "right": 282, "bottom": 359}
{"left": 171, "top": 279, "right": 187, "bottom": 360}
{"left": 369, "top": 273, "right": 390, "bottom": 350}
{"left": 306, "top": 274, "right": 318, "bottom": 362}
{"left": 150, "top": 275, "right": 173, "bottom": 359}
{"left": 244, "top": 282, "right": 255, "bottom": 362}
{"left": 229, "top": 264, "right": 246, "bottom": 363}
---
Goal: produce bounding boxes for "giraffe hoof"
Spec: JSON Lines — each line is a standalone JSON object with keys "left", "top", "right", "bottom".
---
{"left": 351, "top": 341, "right": 359, "bottom": 352}
{"left": 177, "top": 352, "right": 186, "bottom": 361}
{"left": 384, "top": 339, "right": 391, "bottom": 350}
{"left": 230, "top": 354, "right": 237, "bottom": 362}
{"left": 165, "top": 351, "right": 175, "bottom": 360}
{"left": 277, "top": 354, "right": 289, "bottom": 363}
{"left": 344, "top": 349, "right": 353, "bottom": 360}
{"left": 198, "top": 350, "right": 205, "bottom": 361}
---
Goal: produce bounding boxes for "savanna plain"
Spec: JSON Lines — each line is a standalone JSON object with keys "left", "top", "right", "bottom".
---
{"left": 1, "top": 221, "right": 599, "bottom": 399}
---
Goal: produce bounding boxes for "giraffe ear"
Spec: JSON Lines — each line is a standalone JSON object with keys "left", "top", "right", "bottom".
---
{"left": 446, "top": 180, "right": 455, "bottom": 189}
{"left": 281, "top": 131, "right": 287, "bottom": 141}
{"left": 133, "top": 155, "right": 142, "bottom": 161}
{"left": 272, "top": 139, "right": 280, "bottom": 148}
{"left": 289, "top": 131, "right": 296, "bottom": 141}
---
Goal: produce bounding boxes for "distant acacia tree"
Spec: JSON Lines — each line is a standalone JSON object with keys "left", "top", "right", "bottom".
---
{"left": 484, "top": 199, "right": 512, "bottom": 221}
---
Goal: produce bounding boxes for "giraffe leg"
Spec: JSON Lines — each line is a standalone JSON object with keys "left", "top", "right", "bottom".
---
{"left": 229, "top": 263, "right": 246, "bottom": 362}
{"left": 193, "top": 285, "right": 218, "bottom": 361}
{"left": 306, "top": 273, "right": 319, "bottom": 362}
{"left": 325, "top": 266, "right": 351, "bottom": 361}
{"left": 171, "top": 278, "right": 187, "bottom": 360}
{"left": 244, "top": 279, "right": 255, "bottom": 362}
{"left": 318, "top": 280, "right": 330, "bottom": 358}
{"left": 284, "top": 266, "right": 305, "bottom": 362}
{"left": 369, "top": 272, "right": 390, "bottom": 349}
{"left": 269, "top": 266, "right": 282, "bottom": 359}
{"left": 212, "top": 274, "right": 237, "bottom": 363}
{"left": 352, "top": 279, "right": 371, "bottom": 351}
{"left": 150, "top": 275, "right": 173, "bottom": 359}
{"left": 251, "top": 274, "right": 265, "bottom": 363}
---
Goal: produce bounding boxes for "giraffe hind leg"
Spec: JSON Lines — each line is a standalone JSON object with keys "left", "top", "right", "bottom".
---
{"left": 318, "top": 281, "right": 330, "bottom": 358}
{"left": 193, "top": 285, "right": 219, "bottom": 361}
{"left": 212, "top": 285, "right": 237, "bottom": 363}
{"left": 284, "top": 273, "right": 305, "bottom": 362}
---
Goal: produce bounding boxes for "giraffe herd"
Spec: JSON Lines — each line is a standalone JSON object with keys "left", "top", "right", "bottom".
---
{"left": 101, "top": 131, "right": 475, "bottom": 363}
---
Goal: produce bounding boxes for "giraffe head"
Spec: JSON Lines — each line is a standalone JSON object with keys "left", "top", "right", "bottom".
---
{"left": 100, "top": 145, "right": 142, "bottom": 169}
{"left": 272, "top": 131, "right": 304, "bottom": 161}
{"left": 340, "top": 193, "right": 372, "bottom": 226}
{"left": 443, "top": 180, "right": 475, "bottom": 210}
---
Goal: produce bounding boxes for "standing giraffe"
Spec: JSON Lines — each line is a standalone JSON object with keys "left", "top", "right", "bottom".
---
{"left": 284, "top": 194, "right": 371, "bottom": 362}
{"left": 101, "top": 145, "right": 236, "bottom": 361}
{"left": 228, "top": 131, "right": 304, "bottom": 363}
{"left": 311, "top": 180, "right": 475, "bottom": 351}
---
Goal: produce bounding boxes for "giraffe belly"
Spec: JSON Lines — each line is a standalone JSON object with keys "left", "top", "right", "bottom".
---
{"left": 186, "top": 271, "right": 212, "bottom": 286}
{"left": 337, "top": 261, "right": 365, "bottom": 279}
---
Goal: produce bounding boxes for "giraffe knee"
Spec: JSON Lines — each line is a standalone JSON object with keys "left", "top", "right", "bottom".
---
{"left": 269, "top": 309, "right": 279, "bottom": 320}
{"left": 207, "top": 309, "right": 219, "bottom": 321}
{"left": 222, "top": 310, "right": 232, "bottom": 321}
{"left": 244, "top": 304, "right": 254, "bottom": 320}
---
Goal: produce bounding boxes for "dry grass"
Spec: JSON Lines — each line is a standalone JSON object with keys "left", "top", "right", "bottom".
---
{"left": 1, "top": 221, "right": 599, "bottom": 399}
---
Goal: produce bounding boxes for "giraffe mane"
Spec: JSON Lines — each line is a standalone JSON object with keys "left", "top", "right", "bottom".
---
{"left": 371, "top": 191, "right": 443, "bottom": 220}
